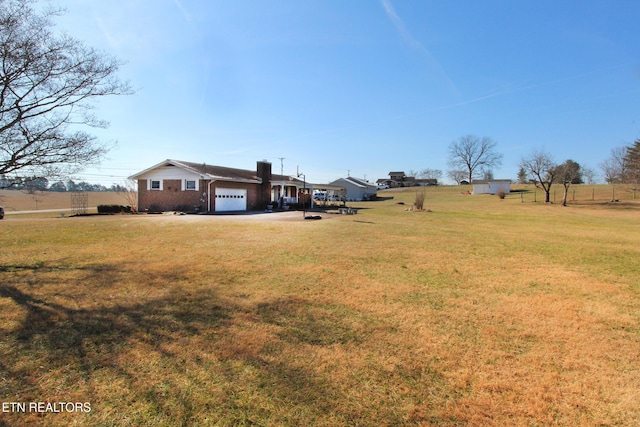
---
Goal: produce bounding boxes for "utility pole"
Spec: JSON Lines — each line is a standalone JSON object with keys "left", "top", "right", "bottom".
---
{"left": 278, "top": 157, "right": 285, "bottom": 176}
{"left": 297, "top": 167, "right": 306, "bottom": 218}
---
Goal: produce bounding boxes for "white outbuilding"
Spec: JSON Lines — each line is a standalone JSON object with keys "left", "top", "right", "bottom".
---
{"left": 472, "top": 179, "right": 511, "bottom": 195}
{"left": 329, "top": 177, "right": 378, "bottom": 201}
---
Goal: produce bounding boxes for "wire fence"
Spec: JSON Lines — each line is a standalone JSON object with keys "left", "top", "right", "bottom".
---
{"left": 417, "top": 184, "right": 640, "bottom": 203}
{"left": 511, "top": 184, "right": 638, "bottom": 204}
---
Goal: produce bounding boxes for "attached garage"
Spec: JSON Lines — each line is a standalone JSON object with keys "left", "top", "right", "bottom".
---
{"left": 215, "top": 188, "right": 247, "bottom": 212}
{"left": 131, "top": 159, "right": 272, "bottom": 212}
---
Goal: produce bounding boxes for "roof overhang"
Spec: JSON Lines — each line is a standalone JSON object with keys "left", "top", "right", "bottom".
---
{"left": 129, "top": 159, "right": 261, "bottom": 184}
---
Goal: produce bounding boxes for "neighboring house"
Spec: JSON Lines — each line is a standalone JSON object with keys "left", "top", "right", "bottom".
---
{"left": 472, "top": 179, "right": 512, "bottom": 195}
{"left": 379, "top": 171, "right": 422, "bottom": 188}
{"left": 130, "top": 159, "right": 307, "bottom": 212}
{"left": 388, "top": 171, "right": 406, "bottom": 183}
{"left": 329, "top": 176, "right": 378, "bottom": 201}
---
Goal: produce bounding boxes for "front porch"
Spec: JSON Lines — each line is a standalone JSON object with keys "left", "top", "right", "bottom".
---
{"left": 271, "top": 182, "right": 303, "bottom": 207}
{"left": 270, "top": 174, "right": 313, "bottom": 209}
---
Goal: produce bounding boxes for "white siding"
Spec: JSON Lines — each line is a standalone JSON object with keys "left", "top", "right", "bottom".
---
{"left": 139, "top": 165, "right": 202, "bottom": 181}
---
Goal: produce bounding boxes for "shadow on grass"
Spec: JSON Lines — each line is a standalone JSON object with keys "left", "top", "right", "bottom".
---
{"left": 572, "top": 200, "right": 640, "bottom": 210}
{"left": 0, "top": 262, "right": 390, "bottom": 425}
{"left": 256, "top": 296, "right": 369, "bottom": 346}
{"left": 0, "top": 261, "right": 235, "bottom": 425}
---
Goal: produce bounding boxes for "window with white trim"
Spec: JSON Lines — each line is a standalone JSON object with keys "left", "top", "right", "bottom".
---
{"left": 185, "top": 180, "right": 196, "bottom": 190}
{"left": 150, "top": 180, "right": 161, "bottom": 190}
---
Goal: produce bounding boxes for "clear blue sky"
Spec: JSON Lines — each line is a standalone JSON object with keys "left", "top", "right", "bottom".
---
{"left": 49, "top": 0, "right": 640, "bottom": 185}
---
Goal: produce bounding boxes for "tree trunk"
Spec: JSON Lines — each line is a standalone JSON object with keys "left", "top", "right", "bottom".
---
{"left": 561, "top": 184, "right": 570, "bottom": 206}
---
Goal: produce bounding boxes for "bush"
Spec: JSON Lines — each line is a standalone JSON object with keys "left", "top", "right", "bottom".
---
{"left": 414, "top": 191, "right": 425, "bottom": 210}
{"left": 97, "top": 205, "right": 132, "bottom": 214}
{"left": 497, "top": 191, "right": 507, "bottom": 199}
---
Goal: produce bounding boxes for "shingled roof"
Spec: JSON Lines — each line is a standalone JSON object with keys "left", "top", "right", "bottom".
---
{"left": 130, "top": 159, "right": 262, "bottom": 183}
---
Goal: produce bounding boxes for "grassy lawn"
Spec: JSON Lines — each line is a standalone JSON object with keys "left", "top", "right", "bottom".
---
{"left": 1, "top": 187, "right": 639, "bottom": 426}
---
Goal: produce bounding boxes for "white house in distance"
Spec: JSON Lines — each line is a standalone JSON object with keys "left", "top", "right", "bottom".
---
{"left": 472, "top": 179, "right": 512, "bottom": 195}
{"left": 329, "top": 176, "right": 378, "bottom": 201}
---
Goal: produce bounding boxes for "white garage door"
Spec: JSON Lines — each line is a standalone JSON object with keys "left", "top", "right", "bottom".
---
{"left": 215, "top": 188, "right": 247, "bottom": 212}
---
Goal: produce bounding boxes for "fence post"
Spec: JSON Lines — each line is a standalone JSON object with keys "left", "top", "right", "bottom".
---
{"left": 592, "top": 188, "right": 594, "bottom": 201}
{"left": 573, "top": 189, "right": 575, "bottom": 202}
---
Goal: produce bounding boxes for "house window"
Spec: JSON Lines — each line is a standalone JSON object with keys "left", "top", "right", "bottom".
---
{"left": 150, "top": 180, "right": 161, "bottom": 190}
{"left": 185, "top": 180, "right": 196, "bottom": 190}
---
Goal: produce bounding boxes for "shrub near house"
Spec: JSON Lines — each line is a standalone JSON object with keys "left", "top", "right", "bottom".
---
{"left": 97, "top": 205, "right": 132, "bottom": 214}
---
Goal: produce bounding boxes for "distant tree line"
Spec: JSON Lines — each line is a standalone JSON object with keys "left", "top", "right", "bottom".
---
{"left": 0, "top": 176, "right": 127, "bottom": 192}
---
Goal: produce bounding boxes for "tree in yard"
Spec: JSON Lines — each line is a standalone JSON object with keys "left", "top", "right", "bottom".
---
{"left": 517, "top": 166, "right": 528, "bottom": 184}
{"left": 623, "top": 139, "right": 640, "bottom": 185}
{"left": 0, "top": 0, "right": 132, "bottom": 189}
{"left": 555, "top": 159, "right": 582, "bottom": 206}
{"left": 447, "top": 169, "right": 467, "bottom": 185}
{"left": 581, "top": 165, "right": 597, "bottom": 184}
{"left": 599, "top": 146, "right": 627, "bottom": 184}
{"left": 418, "top": 168, "right": 443, "bottom": 182}
{"left": 481, "top": 168, "right": 494, "bottom": 180}
{"left": 520, "top": 150, "right": 557, "bottom": 203}
{"left": 116, "top": 179, "right": 138, "bottom": 212}
{"left": 447, "top": 135, "right": 503, "bottom": 184}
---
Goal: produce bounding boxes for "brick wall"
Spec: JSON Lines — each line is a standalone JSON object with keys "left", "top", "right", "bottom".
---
{"left": 138, "top": 179, "right": 207, "bottom": 212}
{"left": 138, "top": 179, "right": 262, "bottom": 212}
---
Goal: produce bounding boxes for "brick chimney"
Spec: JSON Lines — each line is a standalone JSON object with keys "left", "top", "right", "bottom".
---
{"left": 257, "top": 161, "right": 272, "bottom": 209}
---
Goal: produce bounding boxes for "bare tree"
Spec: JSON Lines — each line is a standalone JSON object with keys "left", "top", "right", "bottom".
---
{"left": 0, "top": 0, "right": 132, "bottom": 188}
{"left": 419, "top": 168, "right": 443, "bottom": 181}
{"left": 599, "top": 147, "right": 627, "bottom": 184}
{"left": 116, "top": 179, "right": 138, "bottom": 212}
{"left": 447, "top": 135, "right": 503, "bottom": 184}
{"left": 447, "top": 169, "right": 467, "bottom": 185}
{"left": 520, "top": 150, "right": 557, "bottom": 203}
{"left": 581, "top": 165, "right": 597, "bottom": 184}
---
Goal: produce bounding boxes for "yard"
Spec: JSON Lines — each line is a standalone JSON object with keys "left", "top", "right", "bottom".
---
{"left": 1, "top": 186, "right": 639, "bottom": 426}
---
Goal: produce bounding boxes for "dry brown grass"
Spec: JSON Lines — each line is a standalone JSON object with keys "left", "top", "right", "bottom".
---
{"left": 1, "top": 188, "right": 639, "bottom": 426}
{"left": 0, "top": 190, "right": 125, "bottom": 214}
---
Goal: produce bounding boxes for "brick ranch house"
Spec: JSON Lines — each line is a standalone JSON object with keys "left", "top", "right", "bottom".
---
{"left": 129, "top": 159, "right": 307, "bottom": 212}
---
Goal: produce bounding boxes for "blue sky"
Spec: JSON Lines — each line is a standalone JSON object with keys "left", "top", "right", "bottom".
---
{"left": 49, "top": 0, "right": 640, "bottom": 185}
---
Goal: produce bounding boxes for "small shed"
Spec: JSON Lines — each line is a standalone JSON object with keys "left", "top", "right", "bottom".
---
{"left": 472, "top": 179, "right": 511, "bottom": 195}
{"left": 329, "top": 177, "right": 378, "bottom": 201}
